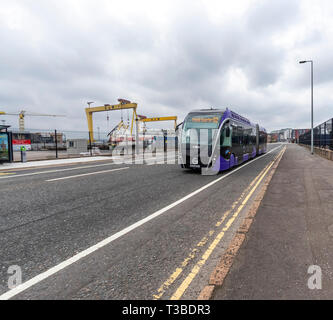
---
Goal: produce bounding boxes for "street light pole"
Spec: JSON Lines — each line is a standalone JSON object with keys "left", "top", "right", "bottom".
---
{"left": 310, "top": 61, "right": 313, "bottom": 155}
{"left": 299, "top": 60, "right": 314, "bottom": 154}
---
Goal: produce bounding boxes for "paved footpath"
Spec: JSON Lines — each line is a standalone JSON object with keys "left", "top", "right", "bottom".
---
{"left": 0, "top": 152, "right": 170, "bottom": 170}
{"left": 213, "top": 143, "right": 333, "bottom": 299}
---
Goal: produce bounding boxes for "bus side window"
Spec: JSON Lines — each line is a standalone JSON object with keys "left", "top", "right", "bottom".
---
{"left": 231, "top": 125, "right": 238, "bottom": 145}
{"left": 244, "top": 132, "right": 249, "bottom": 145}
{"left": 238, "top": 126, "right": 243, "bottom": 145}
{"left": 252, "top": 128, "right": 256, "bottom": 145}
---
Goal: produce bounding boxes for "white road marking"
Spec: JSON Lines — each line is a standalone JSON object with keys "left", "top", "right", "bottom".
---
{"left": 46, "top": 167, "right": 129, "bottom": 182}
{"left": 0, "top": 162, "right": 123, "bottom": 180}
{"left": 0, "top": 145, "right": 282, "bottom": 300}
{"left": 0, "top": 155, "right": 173, "bottom": 180}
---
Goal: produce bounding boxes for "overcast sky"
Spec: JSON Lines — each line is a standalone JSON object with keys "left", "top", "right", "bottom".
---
{"left": 0, "top": 0, "right": 332, "bottom": 133}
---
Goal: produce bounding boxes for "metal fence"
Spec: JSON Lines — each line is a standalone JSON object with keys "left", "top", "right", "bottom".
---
{"left": 9, "top": 128, "right": 178, "bottom": 162}
{"left": 299, "top": 118, "right": 333, "bottom": 150}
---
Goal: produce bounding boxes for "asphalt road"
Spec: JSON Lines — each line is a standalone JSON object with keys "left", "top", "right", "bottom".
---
{"left": 0, "top": 144, "right": 282, "bottom": 299}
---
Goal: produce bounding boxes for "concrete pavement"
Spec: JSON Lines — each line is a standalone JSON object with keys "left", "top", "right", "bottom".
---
{"left": 1, "top": 151, "right": 172, "bottom": 170}
{"left": 213, "top": 143, "right": 333, "bottom": 299}
{"left": 1, "top": 155, "right": 113, "bottom": 170}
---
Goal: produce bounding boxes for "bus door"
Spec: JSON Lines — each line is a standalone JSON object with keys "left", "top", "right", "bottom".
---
{"left": 220, "top": 122, "right": 232, "bottom": 159}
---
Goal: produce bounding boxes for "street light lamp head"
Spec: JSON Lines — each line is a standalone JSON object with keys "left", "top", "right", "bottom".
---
{"left": 299, "top": 60, "right": 308, "bottom": 64}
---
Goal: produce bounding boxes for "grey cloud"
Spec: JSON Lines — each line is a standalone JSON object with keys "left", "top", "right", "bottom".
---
{"left": 246, "top": 0, "right": 300, "bottom": 36}
{"left": 0, "top": 0, "right": 332, "bottom": 133}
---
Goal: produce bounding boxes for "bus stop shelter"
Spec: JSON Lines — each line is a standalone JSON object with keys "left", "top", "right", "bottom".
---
{"left": 0, "top": 125, "right": 13, "bottom": 163}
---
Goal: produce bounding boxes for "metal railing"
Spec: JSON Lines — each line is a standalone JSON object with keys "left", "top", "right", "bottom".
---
{"left": 9, "top": 128, "right": 179, "bottom": 162}
{"left": 299, "top": 118, "right": 333, "bottom": 150}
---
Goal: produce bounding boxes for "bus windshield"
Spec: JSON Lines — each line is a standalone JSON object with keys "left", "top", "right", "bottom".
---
{"left": 182, "top": 113, "right": 222, "bottom": 145}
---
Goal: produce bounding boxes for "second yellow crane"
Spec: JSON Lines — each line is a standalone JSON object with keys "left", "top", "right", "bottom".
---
{"left": 139, "top": 116, "right": 177, "bottom": 130}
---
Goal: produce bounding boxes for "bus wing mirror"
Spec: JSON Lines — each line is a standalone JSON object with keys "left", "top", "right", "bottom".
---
{"left": 226, "top": 127, "right": 230, "bottom": 137}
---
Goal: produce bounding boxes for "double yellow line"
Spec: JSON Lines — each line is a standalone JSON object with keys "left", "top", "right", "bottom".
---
{"left": 154, "top": 147, "right": 286, "bottom": 300}
{"left": 0, "top": 172, "right": 16, "bottom": 176}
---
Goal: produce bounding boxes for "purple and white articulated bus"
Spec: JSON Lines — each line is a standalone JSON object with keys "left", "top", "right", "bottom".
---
{"left": 179, "top": 108, "right": 267, "bottom": 171}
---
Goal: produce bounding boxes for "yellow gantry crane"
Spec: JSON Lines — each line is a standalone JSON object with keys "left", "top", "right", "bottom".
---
{"left": 85, "top": 99, "right": 138, "bottom": 142}
{"left": 139, "top": 116, "right": 178, "bottom": 130}
{"left": 85, "top": 99, "right": 177, "bottom": 141}
{"left": 0, "top": 110, "right": 66, "bottom": 131}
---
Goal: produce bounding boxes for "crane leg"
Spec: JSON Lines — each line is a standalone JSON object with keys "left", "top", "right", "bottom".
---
{"left": 85, "top": 110, "right": 94, "bottom": 142}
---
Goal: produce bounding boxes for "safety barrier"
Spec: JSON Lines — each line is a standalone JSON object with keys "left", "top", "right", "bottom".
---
{"left": 300, "top": 143, "right": 333, "bottom": 161}
{"left": 299, "top": 118, "right": 333, "bottom": 150}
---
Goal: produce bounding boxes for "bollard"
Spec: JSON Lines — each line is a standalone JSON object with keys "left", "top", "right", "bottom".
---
{"left": 132, "top": 142, "right": 135, "bottom": 164}
{"left": 163, "top": 131, "right": 167, "bottom": 163}
{"left": 55, "top": 129, "right": 58, "bottom": 159}
{"left": 20, "top": 146, "right": 27, "bottom": 163}
{"left": 175, "top": 136, "right": 179, "bottom": 164}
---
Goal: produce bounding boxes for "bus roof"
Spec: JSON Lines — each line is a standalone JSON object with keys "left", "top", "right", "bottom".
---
{"left": 186, "top": 108, "right": 265, "bottom": 130}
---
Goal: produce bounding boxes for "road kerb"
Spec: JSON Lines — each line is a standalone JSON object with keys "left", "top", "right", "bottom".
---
{"left": 197, "top": 285, "right": 215, "bottom": 300}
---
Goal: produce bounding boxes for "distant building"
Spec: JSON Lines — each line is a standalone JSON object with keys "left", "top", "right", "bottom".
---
{"left": 291, "top": 129, "right": 310, "bottom": 143}
{"left": 50, "top": 132, "right": 64, "bottom": 144}
{"left": 66, "top": 139, "right": 87, "bottom": 155}
{"left": 269, "top": 128, "right": 293, "bottom": 142}
{"left": 269, "top": 128, "right": 310, "bottom": 143}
